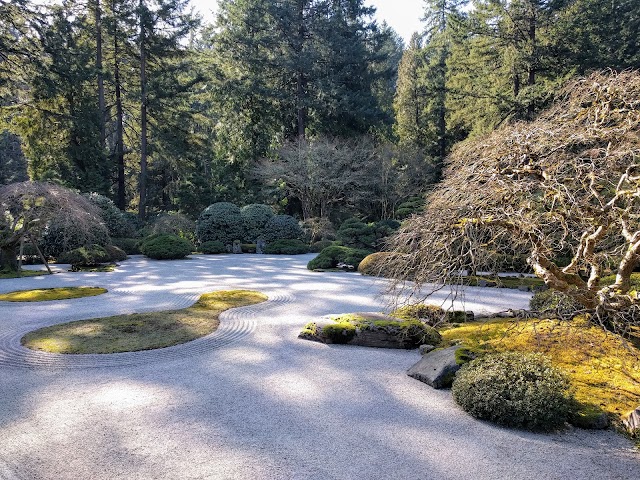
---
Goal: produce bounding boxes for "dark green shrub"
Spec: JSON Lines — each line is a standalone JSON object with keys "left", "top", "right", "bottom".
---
{"left": 530, "top": 289, "right": 582, "bottom": 317}
{"left": 104, "top": 245, "right": 127, "bottom": 262}
{"left": 84, "top": 192, "right": 135, "bottom": 238}
{"left": 322, "top": 322, "right": 357, "bottom": 344}
{"left": 111, "top": 237, "right": 141, "bottom": 255}
{"left": 241, "top": 243, "right": 257, "bottom": 253}
{"left": 199, "top": 240, "right": 226, "bottom": 254}
{"left": 58, "top": 245, "right": 111, "bottom": 267}
{"left": 451, "top": 352, "right": 572, "bottom": 431}
{"left": 337, "top": 217, "right": 376, "bottom": 250}
{"left": 307, "top": 245, "right": 372, "bottom": 270}
{"left": 241, "top": 204, "right": 274, "bottom": 242}
{"left": 264, "top": 239, "right": 309, "bottom": 255}
{"left": 396, "top": 196, "right": 425, "bottom": 219}
{"left": 150, "top": 212, "right": 196, "bottom": 243}
{"left": 41, "top": 218, "right": 110, "bottom": 258}
{"left": 309, "top": 240, "right": 334, "bottom": 253}
{"left": 263, "top": 215, "right": 303, "bottom": 242}
{"left": 196, "top": 202, "right": 244, "bottom": 246}
{"left": 372, "top": 219, "right": 400, "bottom": 249}
{"left": 140, "top": 234, "right": 192, "bottom": 260}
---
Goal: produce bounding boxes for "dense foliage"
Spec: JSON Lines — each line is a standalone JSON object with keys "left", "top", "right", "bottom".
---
{"left": 307, "top": 246, "right": 372, "bottom": 270}
{"left": 139, "top": 234, "right": 192, "bottom": 260}
{"left": 451, "top": 352, "right": 572, "bottom": 431}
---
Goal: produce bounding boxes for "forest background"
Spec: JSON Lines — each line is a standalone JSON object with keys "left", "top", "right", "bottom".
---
{"left": 1, "top": 0, "right": 638, "bottom": 226}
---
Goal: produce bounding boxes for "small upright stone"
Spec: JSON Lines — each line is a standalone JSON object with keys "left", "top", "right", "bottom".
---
{"left": 419, "top": 344, "right": 436, "bottom": 355}
{"left": 256, "top": 238, "right": 266, "bottom": 254}
{"left": 232, "top": 240, "right": 242, "bottom": 254}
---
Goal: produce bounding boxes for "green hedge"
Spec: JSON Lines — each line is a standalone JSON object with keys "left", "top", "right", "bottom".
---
{"left": 264, "top": 239, "right": 309, "bottom": 254}
{"left": 199, "top": 240, "right": 226, "bottom": 254}
{"left": 451, "top": 352, "right": 572, "bottom": 431}
{"left": 58, "top": 245, "right": 111, "bottom": 267}
{"left": 140, "top": 234, "right": 192, "bottom": 260}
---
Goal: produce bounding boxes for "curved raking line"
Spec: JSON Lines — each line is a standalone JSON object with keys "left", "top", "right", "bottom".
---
{"left": 0, "top": 291, "right": 294, "bottom": 370}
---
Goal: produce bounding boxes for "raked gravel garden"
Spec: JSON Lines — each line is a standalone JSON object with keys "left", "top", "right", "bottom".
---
{"left": 0, "top": 253, "right": 638, "bottom": 479}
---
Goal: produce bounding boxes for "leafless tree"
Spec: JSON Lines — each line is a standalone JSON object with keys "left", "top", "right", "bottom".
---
{"left": 0, "top": 182, "right": 105, "bottom": 272}
{"left": 383, "top": 71, "right": 640, "bottom": 331}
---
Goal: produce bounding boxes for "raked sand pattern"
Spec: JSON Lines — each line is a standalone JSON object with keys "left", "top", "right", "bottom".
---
{"left": 0, "top": 254, "right": 637, "bottom": 479}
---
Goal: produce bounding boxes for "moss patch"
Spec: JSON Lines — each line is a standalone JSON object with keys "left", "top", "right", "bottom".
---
{"left": 0, "top": 269, "right": 47, "bottom": 279}
{"left": 21, "top": 290, "right": 267, "bottom": 354}
{"left": 440, "top": 318, "right": 640, "bottom": 423}
{"left": 461, "top": 275, "right": 545, "bottom": 289}
{"left": 0, "top": 286, "right": 107, "bottom": 302}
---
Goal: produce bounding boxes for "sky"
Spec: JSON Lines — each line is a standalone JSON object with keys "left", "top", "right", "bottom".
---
{"left": 189, "top": 0, "right": 425, "bottom": 45}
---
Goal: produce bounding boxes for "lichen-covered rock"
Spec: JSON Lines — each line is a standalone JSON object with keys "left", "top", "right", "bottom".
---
{"left": 407, "top": 346, "right": 462, "bottom": 389}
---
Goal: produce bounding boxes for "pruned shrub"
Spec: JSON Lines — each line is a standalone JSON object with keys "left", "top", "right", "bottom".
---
{"left": 241, "top": 204, "right": 274, "bottom": 242}
{"left": 263, "top": 214, "right": 302, "bottom": 242}
{"left": 451, "top": 352, "right": 572, "bottom": 431}
{"left": 199, "top": 240, "right": 226, "bottom": 254}
{"left": 395, "top": 196, "right": 425, "bottom": 219}
{"left": 150, "top": 212, "right": 196, "bottom": 243}
{"left": 337, "top": 217, "right": 376, "bottom": 250}
{"left": 196, "top": 202, "right": 244, "bottom": 246}
{"left": 111, "top": 238, "right": 141, "bottom": 255}
{"left": 372, "top": 219, "right": 400, "bottom": 249}
{"left": 264, "top": 239, "right": 309, "bottom": 255}
{"left": 140, "top": 234, "right": 192, "bottom": 260}
{"left": 58, "top": 245, "right": 111, "bottom": 267}
{"left": 309, "top": 240, "right": 334, "bottom": 253}
{"left": 41, "top": 218, "right": 110, "bottom": 258}
{"left": 358, "top": 252, "right": 393, "bottom": 277}
{"left": 104, "top": 245, "right": 127, "bottom": 262}
{"left": 530, "top": 289, "right": 582, "bottom": 317}
{"left": 307, "top": 245, "right": 372, "bottom": 270}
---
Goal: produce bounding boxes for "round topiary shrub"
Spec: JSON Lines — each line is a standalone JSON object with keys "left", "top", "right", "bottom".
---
{"left": 451, "top": 352, "right": 572, "bottom": 431}
{"left": 309, "top": 239, "right": 334, "bottom": 253}
{"left": 199, "top": 240, "right": 226, "bottom": 254}
{"left": 196, "top": 202, "right": 244, "bottom": 246}
{"left": 307, "top": 245, "right": 372, "bottom": 270}
{"left": 337, "top": 217, "right": 376, "bottom": 250}
{"left": 357, "top": 252, "right": 393, "bottom": 277}
{"left": 241, "top": 204, "right": 274, "bottom": 242}
{"left": 150, "top": 212, "right": 196, "bottom": 243}
{"left": 111, "top": 237, "right": 141, "bottom": 255}
{"left": 264, "top": 239, "right": 309, "bottom": 255}
{"left": 104, "top": 245, "right": 127, "bottom": 262}
{"left": 262, "top": 215, "right": 303, "bottom": 242}
{"left": 530, "top": 289, "right": 582, "bottom": 317}
{"left": 140, "top": 234, "right": 192, "bottom": 260}
{"left": 57, "top": 245, "right": 111, "bottom": 267}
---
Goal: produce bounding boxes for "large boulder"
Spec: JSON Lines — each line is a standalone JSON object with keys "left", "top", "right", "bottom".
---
{"left": 407, "top": 346, "right": 463, "bottom": 389}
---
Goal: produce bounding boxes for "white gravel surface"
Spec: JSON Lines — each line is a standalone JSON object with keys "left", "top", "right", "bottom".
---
{"left": 0, "top": 254, "right": 637, "bottom": 479}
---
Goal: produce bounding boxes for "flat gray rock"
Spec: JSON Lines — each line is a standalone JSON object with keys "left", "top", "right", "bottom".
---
{"left": 407, "top": 345, "right": 463, "bottom": 389}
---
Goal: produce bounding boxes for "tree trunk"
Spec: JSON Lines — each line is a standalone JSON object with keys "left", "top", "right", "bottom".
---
{"left": 113, "top": 0, "right": 126, "bottom": 210}
{"left": 138, "top": 0, "right": 148, "bottom": 220}
{"left": 95, "top": 0, "right": 106, "bottom": 149}
{"left": 0, "top": 245, "right": 18, "bottom": 272}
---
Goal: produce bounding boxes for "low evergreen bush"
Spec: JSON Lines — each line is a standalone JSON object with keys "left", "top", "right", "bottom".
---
{"left": 263, "top": 215, "right": 302, "bottom": 242}
{"left": 307, "top": 245, "right": 372, "bottom": 270}
{"left": 337, "top": 217, "right": 376, "bottom": 250}
{"left": 199, "top": 240, "right": 226, "bottom": 254}
{"left": 309, "top": 240, "right": 334, "bottom": 253}
{"left": 140, "top": 234, "right": 192, "bottom": 260}
{"left": 58, "top": 245, "right": 111, "bottom": 267}
{"left": 451, "top": 352, "right": 572, "bottom": 431}
{"left": 111, "top": 237, "right": 141, "bottom": 255}
{"left": 104, "top": 245, "right": 127, "bottom": 262}
{"left": 264, "top": 239, "right": 309, "bottom": 254}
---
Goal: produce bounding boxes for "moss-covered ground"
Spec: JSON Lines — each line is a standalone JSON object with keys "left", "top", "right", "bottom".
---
{"left": 440, "top": 318, "right": 640, "bottom": 424}
{"left": 0, "top": 269, "right": 47, "bottom": 279}
{"left": 21, "top": 290, "right": 267, "bottom": 354}
{"left": 0, "top": 286, "right": 107, "bottom": 302}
